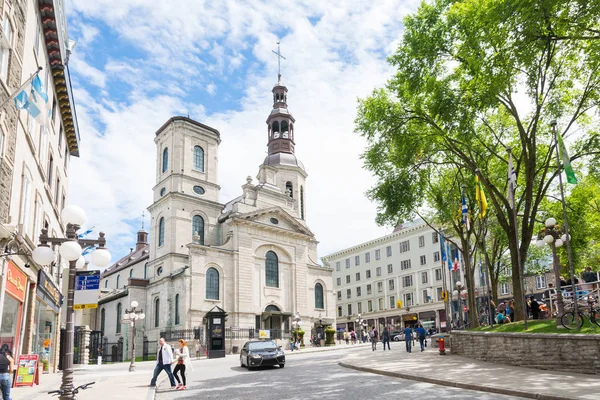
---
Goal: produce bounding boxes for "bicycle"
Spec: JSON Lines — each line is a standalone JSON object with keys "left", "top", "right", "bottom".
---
{"left": 560, "top": 297, "right": 600, "bottom": 330}
{"left": 48, "top": 382, "right": 95, "bottom": 398}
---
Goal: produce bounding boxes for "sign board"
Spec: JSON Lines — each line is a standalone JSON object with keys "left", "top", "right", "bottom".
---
{"left": 258, "top": 329, "right": 270, "bottom": 339}
{"left": 6, "top": 261, "right": 28, "bottom": 302}
{"left": 74, "top": 270, "right": 100, "bottom": 309}
{"left": 15, "top": 354, "right": 38, "bottom": 387}
{"left": 37, "top": 270, "right": 63, "bottom": 313}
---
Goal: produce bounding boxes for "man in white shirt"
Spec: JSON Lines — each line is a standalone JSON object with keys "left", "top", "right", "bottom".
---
{"left": 149, "top": 338, "right": 176, "bottom": 388}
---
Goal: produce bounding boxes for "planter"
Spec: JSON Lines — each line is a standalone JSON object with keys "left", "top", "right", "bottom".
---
{"left": 325, "top": 329, "right": 335, "bottom": 345}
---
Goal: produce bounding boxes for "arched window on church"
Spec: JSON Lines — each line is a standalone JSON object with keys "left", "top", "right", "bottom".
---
{"left": 300, "top": 186, "right": 305, "bottom": 220}
{"left": 194, "top": 146, "right": 205, "bottom": 172}
{"left": 162, "top": 148, "right": 168, "bottom": 173}
{"left": 158, "top": 217, "right": 165, "bottom": 247}
{"left": 285, "top": 181, "right": 293, "bottom": 198}
{"left": 175, "top": 294, "right": 180, "bottom": 325}
{"left": 154, "top": 297, "right": 160, "bottom": 328}
{"left": 129, "top": 269, "right": 133, "bottom": 278}
{"left": 206, "top": 268, "right": 219, "bottom": 300}
{"left": 116, "top": 275, "right": 120, "bottom": 288}
{"left": 281, "top": 121, "right": 289, "bottom": 138}
{"left": 290, "top": 123, "right": 294, "bottom": 141}
{"left": 100, "top": 308, "right": 105, "bottom": 334}
{"left": 315, "top": 283, "right": 324, "bottom": 309}
{"left": 272, "top": 121, "right": 280, "bottom": 134}
{"left": 116, "top": 303, "right": 122, "bottom": 333}
{"left": 265, "top": 251, "right": 279, "bottom": 288}
{"left": 192, "top": 215, "right": 205, "bottom": 245}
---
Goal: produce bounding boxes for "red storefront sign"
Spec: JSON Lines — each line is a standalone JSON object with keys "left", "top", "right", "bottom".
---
{"left": 6, "top": 261, "right": 28, "bottom": 302}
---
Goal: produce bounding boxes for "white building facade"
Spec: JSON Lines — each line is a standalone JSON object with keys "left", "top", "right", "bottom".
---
{"left": 323, "top": 221, "right": 454, "bottom": 333}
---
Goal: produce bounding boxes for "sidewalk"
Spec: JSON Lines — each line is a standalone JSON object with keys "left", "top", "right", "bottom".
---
{"left": 339, "top": 345, "right": 600, "bottom": 400}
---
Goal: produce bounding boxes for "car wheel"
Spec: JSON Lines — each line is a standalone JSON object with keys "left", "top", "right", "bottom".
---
{"left": 279, "top": 363, "right": 285, "bottom": 368}
{"left": 246, "top": 357, "right": 253, "bottom": 370}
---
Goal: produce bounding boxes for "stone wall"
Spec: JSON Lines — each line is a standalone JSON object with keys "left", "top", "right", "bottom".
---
{"left": 451, "top": 331, "right": 600, "bottom": 374}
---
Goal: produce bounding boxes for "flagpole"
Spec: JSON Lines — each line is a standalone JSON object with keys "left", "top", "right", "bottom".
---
{"left": 461, "top": 185, "right": 471, "bottom": 328}
{"left": 440, "top": 229, "right": 451, "bottom": 333}
{"left": 0, "top": 66, "right": 43, "bottom": 112}
{"left": 550, "top": 120, "right": 579, "bottom": 329}
{"left": 507, "top": 148, "right": 528, "bottom": 330}
{"left": 475, "top": 169, "right": 494, "bottom": 326}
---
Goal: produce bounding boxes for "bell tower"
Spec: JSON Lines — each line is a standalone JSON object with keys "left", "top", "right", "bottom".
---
{"left": 266, "top": 82, "right": 296, "bottom": 155}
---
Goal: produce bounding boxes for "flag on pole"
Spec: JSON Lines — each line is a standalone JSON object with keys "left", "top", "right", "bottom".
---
{"left": 440, "top": 233, "right": 447, "bottom": 265}
{"left": 78, "top": 227, "right": 94, "bottom": 239}
{"left": 475, "top": 175, "right": 488, "bottom": 219}
{"left": 556, "top": 131, "right": 578, "bottom": 184}
{"left": 453, "top": 256, "right": 459, "bottom": 272}
{"left": 14, "top": 75, "right": 49, "bottom": 125}
{"left": 447, "top": 242, "right": 452, "bottom": 271}
{"left": 461, "top": 193, "right": 470, "bottom": 230}
{"left": 507, "top": 151, "right": 517, "bottom": 209}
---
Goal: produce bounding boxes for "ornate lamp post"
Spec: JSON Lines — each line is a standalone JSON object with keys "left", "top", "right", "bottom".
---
{"left": 32, "top": 205, "right": 112, "bottom": 400}
{"left": 452, "top": 281, "right": 467, "bottom": 328}
{"left": 355, "top": 313, "right": 366, "bottom": 341}
{"left": 292, "top": 312, "right": 302, "bottom": 344}
{"left": 536, "top": 217, "right": 569, "bottom": 327}
{"left": 123, "top": 301, "right": 145, "bottom": 372}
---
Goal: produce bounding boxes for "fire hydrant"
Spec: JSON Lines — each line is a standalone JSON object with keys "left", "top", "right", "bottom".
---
{"left": 438, "top": 336, "right": 446, "bottom": 355}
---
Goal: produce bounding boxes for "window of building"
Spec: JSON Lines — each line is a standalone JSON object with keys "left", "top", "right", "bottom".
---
{"left": 47, "top": 155, "right": 53, "bottom": 186}
{"left": 355, "top": 255, "right": 360, "bottom": 266}
{"left": 404, "top": 292, "right": 414, "bottom": 306}
{"left": 346, "top": 288, "right": 351, "bottom": 299}
{"left": 368, "top": 300, "right": 373, "bottom": 312}
{"left": 386, "top": 246, "right": 392, "bottom": 257}
{"left": 157, "top": 266, "right": 163, "bottom": 276}
{"left": 0, "top": 128, "right": 4, "bottom": 157}
{"left": 347, "top": 304, "right": 352, "bottom": 315}
{"left": 100, "top": 308, "right": 105, "bottom": 334}
{"left": 206, "top": 268, "right": 219, "bottom": 299}
{"left": 345, "top": 259, "right": 350, "bottom": 268}
{"left": 55, "top": 175, "right": 60, "bottom": 205}
{"left": 116, "top": 303, "right": 122, "bottom": 333}
{"left": 434, "top": 251, "right": 440, "bottom": 262}
{"left": 336, "top": 261, "right": 340, "bottom": 271}
{"left": 158, "top": 217, "right": 165, "bottom": 247}
{"left": 175, "top": 294, "right": 180, "bottom": 325}
{"left": 420, "top": 255, "right": 426, "bottom": 265}
{"left": 400, "top": 259, "right": 411, "bottom": 270}
{"left": 355, "top": 272, "right": 360, "bottom": 281}
{"left": 422, "top": 271, "right": 428, "bottom": 283}
{"left": 376, "top": 267, "right": 381, "bottom": 276}
{"left": 337, "top": 291, "right": 342, "bottom": 300}
{"left": 357, "top": 302, "right": 362, "bottom": 313}
{"left": 192, "top": 215, "right": 204, "bottom": 244}
{"left": 536, "top": 275, "right": 547, "bottom": 289}
{"left": 375, "top": 249, "right": 381, "bottom": 260}
{"left": 389, "top": 296, "right": 395, "bottom": 308}
{"left": 19, "top": 174, "right": 31, "bottom": 234}
{"left": 365, "top": 252, "right": 370, "bottom": 263}
{"left": 387, "top": 264, "right": 393, "bottom": 274}
{"left": 129, "top": 269, "right": 133, "bottom": 278}
{"left": 399, "top": 240, "right": 410, "bottom": 253}
{"left": 104, "top": 280, "right": 108, "bottom": 288}
{"left": 0, "top": 15, "right": 12, "bottom": 82}
{"left": 356, "top": 286, "right": 361, "bottom": 297}
{"left": 336, "top": 277, "right": 341, "bottom": 286}
{"left": 377, "top": 282, "right": 383, "bottom": 292}
{"left": 315, "top": 283, "right": 324, "bottom": 308}
{"left": 154, "top": 298, "right": 160, "bottom": 327}
{"left": 388, "top": 279, "right": 395, "bottom": 290}
{"left": 366, "top": 284, "right": 372, "bottom": 295}
{"left": 265, "top": 251, "right": 279, "bottom": 287}
{"left": 346, "top": 275, "right": 350, "bottom": 284}
{"left": 378, "top": 298, "right": 384, "bottom": 310}
{"left": 366, "top": 270, "right": 371, "bottom": 279}
{"left": 300, "top": 186, "right": 305, "bottom": 219}
{"left": 402, "top": 275, "right": 413, "bottom": 287}
{"left": 116, "top": 275, "right": 120, "bottom": 288}
{"left": 419, "top": 236, "right": 425, "bottom": 247}
{"left": 285, "top": 181, "right": 293, "bottom": 198}
{"left": 423, "top": 289, "right": 430, "bottom": 303}
{"left": 162, "top": 147, "right": 168, "bottom": 173}
{"left": 437, "top": 287, "right": 443, "bottom": 301}
{"left": 193, "top": 186, "right": 205, "bottom": 195}
{"left": 500, "top": 282, "right": 509, "bottom": 295}
{"left": 193, "top": 145, "right": 205, "bottom": 172}
{"left": 435, "top": 268, "right": 442, "bottom": 281}
{"left": 338, "top": 306, "right": 342, "bottom": 317}
{"left": 432, "top": 232, "right": 439, "bottom": 243}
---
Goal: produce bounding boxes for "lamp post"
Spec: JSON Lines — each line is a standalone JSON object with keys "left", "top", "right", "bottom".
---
{"left": 123, "top": 301, "right": 145, "bottom": 372}
{"left": 355, "top": 313, "right": 366, "bottom": 341}
{"left": 452, "top": 281, "right": 467, "bottom": 328}
{"left": 32, "top": 205, "right": 112, "bottom": 400}
{"left": 292, "top": 312, "right": 302, "bottom": 344}
{"left": 536, "top": 217, "right": 568, "bottom": 327}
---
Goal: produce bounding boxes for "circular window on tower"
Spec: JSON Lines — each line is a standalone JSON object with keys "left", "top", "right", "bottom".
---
{"left": 160, "top": 187, "right": 166, "bottom": 197}
{"left": 270, "top": 217, "right": 279, "bottom": 225}
{"left": 156, "top": 266, "right": 163, "bottom": 276}
{"left": 193, "top": 186, "right": 205, "bottom": 195}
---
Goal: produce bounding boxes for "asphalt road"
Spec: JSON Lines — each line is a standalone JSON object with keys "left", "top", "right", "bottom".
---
{"left": 156, "top": 349, "right": 523, "bottom": 400}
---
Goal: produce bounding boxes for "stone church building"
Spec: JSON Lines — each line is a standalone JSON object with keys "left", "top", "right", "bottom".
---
{"left": 97, "top": 78, "right": 334, "bottom": 353}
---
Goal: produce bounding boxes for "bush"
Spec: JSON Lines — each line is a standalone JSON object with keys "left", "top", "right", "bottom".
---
{"left": 324, "top": 327, "right": 336, "bottom": 345}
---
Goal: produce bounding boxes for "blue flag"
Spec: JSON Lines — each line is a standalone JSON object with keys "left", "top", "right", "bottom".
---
{"left": 447, "top": 242, "right": 453, "bottom": 270}
{"left": 440, "top": 233, "right": 447, "bottom": 265}
{"left": 462, "top": 193, "right": 470, "bottom": 230}
{"left": 14, "top": 75, "right": 48, "bottom": 125}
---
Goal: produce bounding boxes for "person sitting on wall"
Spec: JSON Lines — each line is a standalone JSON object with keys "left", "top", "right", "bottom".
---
{"left": 496, "top": 312, "right": 510, "bottom": 324}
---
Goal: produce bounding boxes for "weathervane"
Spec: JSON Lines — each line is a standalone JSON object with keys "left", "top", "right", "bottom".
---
{"left": 272, "top": 41, "right": 286, "bottom": 83}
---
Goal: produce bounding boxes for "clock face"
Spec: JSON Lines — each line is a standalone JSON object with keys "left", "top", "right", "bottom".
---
{"left": 193, "top": 186, "right": 205, "bottom": 195}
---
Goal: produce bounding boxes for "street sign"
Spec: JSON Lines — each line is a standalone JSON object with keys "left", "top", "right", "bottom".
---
{"left": 74, "top": 270, "right": 101, "bottom": 309}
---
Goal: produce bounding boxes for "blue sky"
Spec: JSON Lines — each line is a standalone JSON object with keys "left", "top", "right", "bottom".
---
{"left": 64, "top": 0, "right": 421, "bottom": 268}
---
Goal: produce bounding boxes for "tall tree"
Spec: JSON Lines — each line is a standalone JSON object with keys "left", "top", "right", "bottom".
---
{"left": 356, "top": 0, "right": 600, "bottom": 321}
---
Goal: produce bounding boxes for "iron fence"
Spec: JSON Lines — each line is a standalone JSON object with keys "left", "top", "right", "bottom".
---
{"left": 102, "top": 336, "right": 124, "bottom": 363}
{"left": 160, "top": 327, "right": 204, "bottom": 342}
{"left": 143, "top": 335, "right": 157, "bottom": 361}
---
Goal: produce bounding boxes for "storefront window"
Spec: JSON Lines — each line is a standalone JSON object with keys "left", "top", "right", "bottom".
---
{"left": 0, "top": 295, "right": 21, "bottom": 354}
{"left": 33, "top": 299, "right": 57, "bottom": 372}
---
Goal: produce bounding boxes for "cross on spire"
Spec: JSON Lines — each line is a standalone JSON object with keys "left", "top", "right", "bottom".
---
{"left": 141, "top": 211, "right": 146, "bottom": 229}
{"left": 271, "top": 41, "right": 286, "bottom": 83}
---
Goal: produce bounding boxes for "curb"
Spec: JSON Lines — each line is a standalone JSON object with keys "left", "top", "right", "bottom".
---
{"left": 285, "top": 343, "right": 370, "bottom": 356}
{"left": 338, "top": 361, "right": 574, "bottom": 400}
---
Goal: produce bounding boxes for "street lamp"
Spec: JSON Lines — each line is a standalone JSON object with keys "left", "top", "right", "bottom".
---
{"left": 123, "top": 300, "right": 145, "bottom": 372}
{"left": 452, "top": 281, "right": 467, "bottom": 328}
{"left": 536, "top": 217, "right": 568, "bottom": 326}
{"left": 292, "top": 312, "right": 302, "bottom": 343}
{"left": 32, "top": 205, "right": 111, "bottom": 400}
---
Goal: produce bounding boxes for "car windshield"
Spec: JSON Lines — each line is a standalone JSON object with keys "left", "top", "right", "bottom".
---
{"left": 248, "top": 341, "right": 277, "bottom": 351}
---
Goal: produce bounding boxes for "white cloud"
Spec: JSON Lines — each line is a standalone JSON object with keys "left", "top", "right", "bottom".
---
{"left": 67, "top": 0, "right": 422, "bottom": 262}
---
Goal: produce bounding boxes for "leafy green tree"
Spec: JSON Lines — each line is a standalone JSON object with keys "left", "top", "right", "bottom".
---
{"left": 356, "top": 0, "right": 600, "bottom": 321}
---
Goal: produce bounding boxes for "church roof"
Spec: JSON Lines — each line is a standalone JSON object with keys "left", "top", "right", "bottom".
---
{"left": 155, "top": 116, "right": 220, "bottom": 138}
{"left": 232, "top": 206, "right": 314, "bottom": 238}
{"left": 101, "top": 244, "right": 149, "bottom": 278}
{"left": 263, "top": 153, "right": 305, "bottom": 171}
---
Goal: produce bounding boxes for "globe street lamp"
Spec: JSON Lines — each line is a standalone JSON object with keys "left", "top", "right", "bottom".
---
{"left": 536, "top": 217, "right": 569, "bottom": 327}
{"left": 355, "top": 313, "right": 366, "bottom": 342}
{"left": 452, "top": 281, "right": 467, "bottom": 329}
{"left": 32, "top": 205, "right": 111, "bottom": 400}
{"left": 292, "top": 312, "right": 302, "bottom": 346}
{"left": 123, "top": 301, "right": 145, "bottom": 372}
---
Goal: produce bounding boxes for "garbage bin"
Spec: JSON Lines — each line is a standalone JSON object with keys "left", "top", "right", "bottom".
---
{"left": 232, "top": 346, "right": 239, "bottom": 354}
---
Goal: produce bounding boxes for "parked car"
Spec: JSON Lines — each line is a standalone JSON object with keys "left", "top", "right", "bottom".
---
{"left": 240, "top": 340, "right": 285, "bottom": 370}
{"left": 392, "top": 333, "right": 404, "bottom": 341}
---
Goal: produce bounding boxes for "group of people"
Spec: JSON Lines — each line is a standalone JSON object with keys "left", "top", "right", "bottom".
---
{"left": 368, "top": 325, "right": 428, "bottom": 353}
{"left": 149, "top": 338, "right": 193, "bottom": 390}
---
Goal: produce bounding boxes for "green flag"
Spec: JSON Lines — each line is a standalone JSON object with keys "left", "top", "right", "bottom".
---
{"left": 557, "top": 131, "right": 578, "bottom": 184}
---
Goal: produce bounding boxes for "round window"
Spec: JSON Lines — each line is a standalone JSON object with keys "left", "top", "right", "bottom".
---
{"left": 160, "top": 187, "right": 166, "bottom": 196}
{"left": 270, "top": 218, "right": 279, "bottom": 225}
{"left": 157, "top": 267, "right": 163, "bottom": 276}
{"left": 193, "top": 186, "right": 205, "bottom": 195}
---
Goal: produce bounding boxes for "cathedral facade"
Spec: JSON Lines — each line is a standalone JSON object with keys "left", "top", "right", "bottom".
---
{"left": 132, "top": 79, "right": 334, "bottom": 345}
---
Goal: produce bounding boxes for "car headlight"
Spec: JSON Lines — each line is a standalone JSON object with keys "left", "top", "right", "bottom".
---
{"left": 276, "top": 350, "right": 284, "bottom": 356}
{"left": 249, "top": 354, "right": 262, "bottom": 359}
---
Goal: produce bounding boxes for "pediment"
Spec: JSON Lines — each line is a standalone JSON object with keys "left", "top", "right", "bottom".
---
{"left": 233, "top": 207, "right": 314, "bottom": 237}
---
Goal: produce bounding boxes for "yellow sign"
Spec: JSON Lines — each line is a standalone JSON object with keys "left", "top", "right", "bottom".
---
{"left": 258, "top": 329, "right": 270, "bottom": 339}
{"left": 441, "top": 291, "right": 449, "bottom": 302}
{"left": 396, "top": 299, "right": 403, "bottom": 308}
{"left": 73, "top": 304, "right": 98, "bottom": 310}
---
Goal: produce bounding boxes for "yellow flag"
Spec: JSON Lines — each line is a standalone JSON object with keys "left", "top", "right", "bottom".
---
{"left": 475, "top": 175, "right": 488, "bottom": 219}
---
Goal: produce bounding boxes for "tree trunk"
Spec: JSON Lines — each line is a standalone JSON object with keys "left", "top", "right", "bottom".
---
{"left": 508, "top": 233, "right": 525, "bottom": 321}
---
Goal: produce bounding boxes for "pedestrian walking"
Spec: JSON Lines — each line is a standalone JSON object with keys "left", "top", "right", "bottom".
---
{"left": 344, "top": 331, "right": 349, "bottom": 345}
{"left": 0, "top": 344, "right": 14, "bottom": 400}
{"left": 529, "top": 296, "right": 540, "bottom": 320}
{"left": 403, "top": 326, "right": 413, "bottom": 353}
{"left": 370, "top": 326, "right": 378, "bottom": 351}
{"left": 172, "top": 339, "right": 193, "bottom": 390}
{"left": 381, "top": 327, "right": 391, "bottom": 350}
{"left": 415, "top": 324, "right": 427, "bottom": 352}
{"left": 149, "top": 337, "right": 177, "bottom": 389}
